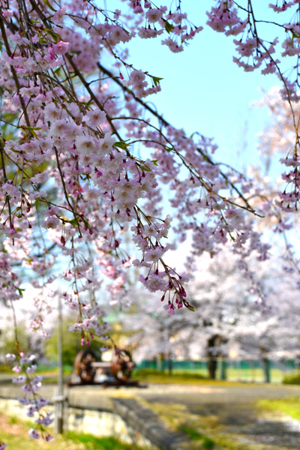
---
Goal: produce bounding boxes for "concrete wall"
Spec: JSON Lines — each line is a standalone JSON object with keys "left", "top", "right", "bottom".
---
{"left": 67, "top": 406, "right": 154, "bottom": 448}
{"left": 0, "top": 387, "right": 188, "bottom": 450}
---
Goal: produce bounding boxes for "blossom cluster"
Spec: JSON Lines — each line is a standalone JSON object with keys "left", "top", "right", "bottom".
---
{"left": 128, "top": 1, "right": 203, "bottom": 53}
{"left": 6, "top": 353, "right": 52, "bottom": 441}
{"left": 207, "top": 1, "right": 300, "bottom": 221}
{"left": 206, "top": 1, "right": 300, "bottom": 81}
{"left": 0, "top": 0, "right": 299, "bottom": 443}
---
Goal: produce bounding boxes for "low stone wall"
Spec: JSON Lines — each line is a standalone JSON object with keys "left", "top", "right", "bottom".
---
{"left": 0, "top": 387, "right": 189, "bottom": 450}
{"left": 67, "top": 406, "right": 154, "bottom": 448}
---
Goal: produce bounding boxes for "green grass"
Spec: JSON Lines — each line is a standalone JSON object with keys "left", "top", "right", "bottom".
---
{"left": 202, "top": 437, "right": 215, "bottom": 449}
{"left": 1, "top": 363, "right": 294, "bottom": 384}
{"left": 0, "top": 413, "right": 147, "bottom": 450}
{"left": 7, "top": 415, "right": 18, "bottom": 425}
{"left": 179, "top": 426, "right": 203, "bottom": 440}
{"left": 35, "top": 365, "right": 72, "bottom": 374}
{"left": 179, "top": 426, "right": 216, "bottom": 448}
{"left": 257, "top": 396, "right": 300, "bottom": 420}
{"left": 132, "top": 369, "right": 268, "bottom": 387}
{"left": 64, "top": 432, "right": 147, "bottom": 449}
{"left": 132, "top": 368, "right": 207, "bottom": 384}
{"left": 0, "top": 364, "right": 11, "bottom": 373}
{"left": 282, "top": 371, "right": 300, "bottom": 385}
{"left": 133, "top": 367, "right": 293, "bottom": 384}
{"left": 225, "top": 367, "right": 285, "bottom": 383}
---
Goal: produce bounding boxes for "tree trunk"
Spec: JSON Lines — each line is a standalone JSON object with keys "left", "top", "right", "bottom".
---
{"left": 220, "top": 358, "right": 227, "bottom": 380}
{"left": 262, "top": 357, "right": 271, "bottom": 383}
{"left": 207, "top": 335, "right": 219, "bottom": 380}
{"left": 156, "top": 353, "right": 164, "bottom": 372}
{"left": 207, "top": 357, "right": 217, "bottom": 379}
{"left": 165, "top": 352, "right": 173, "bottom": 375}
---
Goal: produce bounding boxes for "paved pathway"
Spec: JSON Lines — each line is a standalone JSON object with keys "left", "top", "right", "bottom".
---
{"left": 1, "top": 380, "right": 300, "bottom": 448}
{"left": 133, "top": 384, "right": 300, "bottom": 449}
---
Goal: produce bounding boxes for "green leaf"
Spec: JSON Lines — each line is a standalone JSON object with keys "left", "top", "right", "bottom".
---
{"left": 139, "top": 165, "right": 151, "bottom": 172}
{"left": 187, "top": 305, "right": 195, "bottom": 312}
{"left": 26, "top": 126, "right": 41, "bottom": 138}
{"left": 42, "top": 0, "right": 56, "bottom": 12}
{"left": 151, "top": 76, "right": 163, "bottom": 87}
{"left": 113, "top": 141, "right": 130, "bottom": 150}
{"left": 82, "top": 217, "right": 89, "bottom": 228}
{"left": 70, "top": 219, "right": 78, "bottom": 226}
{"left": 45, "top": 29, "right": 62, "bottom": 43}
{"left": 17, "top": 288, "right": 25, "bottom": 296}
{"left": 165, "top": 21, "right": 175, "bottom": 34}
{"left": 85, "top": 99, "right": 94, "bottom": 108}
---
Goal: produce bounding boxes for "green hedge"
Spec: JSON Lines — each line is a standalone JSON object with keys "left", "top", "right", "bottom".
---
{"left": 282, "top": 372, "right": 300, "bottom": 385}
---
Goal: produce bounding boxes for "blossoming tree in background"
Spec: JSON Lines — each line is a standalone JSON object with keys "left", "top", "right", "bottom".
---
{"left": 122, "top": 248, "right": 300, "bottom": 379}
{"left": 1, "top": 0, "right": 300, "bottom": 443}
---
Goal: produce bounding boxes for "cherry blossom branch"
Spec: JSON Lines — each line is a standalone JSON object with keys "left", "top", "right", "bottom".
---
{"left": 97, "top": 62, "right": 257, "bottom": 213}
{"left": 65, "top": 54, "right": 124, "bottom": 144}
{"left": 54, "top": 147, "right": 83, "bottom": 236}
{"left": 0, "top": 15, "right": 33, "bottom": 133}
{"left": 0, "top": 140, "right": 14, "bottom": 232}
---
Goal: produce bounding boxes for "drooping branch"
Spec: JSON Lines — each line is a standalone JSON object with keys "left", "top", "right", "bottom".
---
{"left": 66, "top": 54, "right": 124, "bottom": 144}
{"left": 0, "top": 15, "right": 33, "bottom": 134}
{"left": 97, "top": 62, "right": 257, "bottom": 214}
{"left": 0, "top": 140, "right": 13, "bottom": 231}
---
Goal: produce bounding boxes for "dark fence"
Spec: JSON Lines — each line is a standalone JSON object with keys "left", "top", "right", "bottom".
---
{"left": 136, "top": 359, "right": 298, "bottom": 383}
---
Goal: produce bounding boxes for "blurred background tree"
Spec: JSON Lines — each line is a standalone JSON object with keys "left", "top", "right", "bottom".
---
{"left": 44, "top": 316, "right": 101, "bottom": 367}
{"left": 0, "top": 323, "right": 44, "bottom": 367}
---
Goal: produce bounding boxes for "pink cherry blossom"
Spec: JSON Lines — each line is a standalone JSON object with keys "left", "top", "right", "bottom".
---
{"left": 1, "top": 0, "right": 300, "bottom": 440}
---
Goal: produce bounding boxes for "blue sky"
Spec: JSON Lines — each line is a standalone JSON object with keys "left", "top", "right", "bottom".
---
{"left": 104, "top": 1, "right": 292, "bottom": 171}
{"left": 101, "top": 1, "right": 295, "bottom": 271}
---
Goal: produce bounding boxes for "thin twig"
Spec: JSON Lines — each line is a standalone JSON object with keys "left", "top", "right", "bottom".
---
{"left": 0, "top": 140, "right": 14, "bottom": 232}
{"left": 97, "top": 62, "right": 257, "bottom": 213}
{"left": 54, "top": 146, "right": 82, "bottom": 236}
